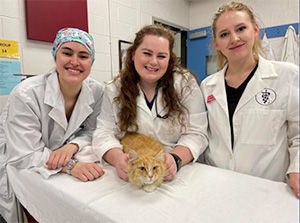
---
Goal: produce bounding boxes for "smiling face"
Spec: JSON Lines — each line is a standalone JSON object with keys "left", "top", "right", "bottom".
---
{"left": 132, "top": 35, "right": 170, "bottom": 88}
{"left": 55, "top": 41, "right": 92, "bottom": 89}
{"left": 213, "top": 10, "right": 259, "bottom": 64}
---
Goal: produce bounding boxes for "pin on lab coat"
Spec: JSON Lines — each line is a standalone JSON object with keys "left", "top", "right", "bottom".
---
{"left": 0, "top": 72, "right": 103, "bottom": 223}
{"left": 200, "top": 56, "right": 299, "bottom": 182}
{"left": 93, "top": 71, "right": 208, "bottom": 163}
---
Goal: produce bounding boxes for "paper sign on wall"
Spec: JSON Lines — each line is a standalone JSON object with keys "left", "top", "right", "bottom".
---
{"left": 0, "top": 60, "right": 21, "bottom": 95}
{"left": 0, "top": 40, "right": 19, "bottom": 58}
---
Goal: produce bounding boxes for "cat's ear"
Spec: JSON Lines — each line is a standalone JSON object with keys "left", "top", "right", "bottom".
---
{"left": 155, "top": 149, "right": 164, "bottom": 161}
{"left": 128, "top": 150, "right": 139, "bottom": 162}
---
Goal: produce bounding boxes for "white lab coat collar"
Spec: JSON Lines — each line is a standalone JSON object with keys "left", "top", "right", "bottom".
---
{"left": 44, "top": 72, "right": 94, "bottom": 140}
{"left": 235, "top": 56, "right": 278, "bottom": 113}
{"left": 205, "top": 55, "right": 278, "bottom": 115}
{"left": 66, "top": 79, "right": 94, "bottom": 140}
{"left": 205, "top": 56, "right": 277, "bottom": 85}
{"left": 205, "top": 65, "right": 228, "bottom": 116}
{"left": 44, "top": 73, "right": 67, "bottom": 130}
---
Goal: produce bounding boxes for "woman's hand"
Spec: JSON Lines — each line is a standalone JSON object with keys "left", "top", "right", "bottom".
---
{"left": 163, "top": 153, "right": 177, "bottom": 181}
{"left": 46, "top": 143, "right": 79, "bottom": 170}
{"left": 68, "top": 162, "right": 105, "bottom": 182}
{"left": 115, "top": 153, "right": 129, "bottom": 182}
{"left": 288, "top": 172, "right": 299, "bottom": 199}
{"left": 163, "top": 145, "right": 192, "bottom": 181}
{"left": 103, "top": 148, "right": 129, "bottom": 182}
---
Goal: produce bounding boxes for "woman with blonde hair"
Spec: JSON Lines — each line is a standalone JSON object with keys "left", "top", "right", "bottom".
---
{"left": 201, "top": 1, "right": 299, "bottom": 198}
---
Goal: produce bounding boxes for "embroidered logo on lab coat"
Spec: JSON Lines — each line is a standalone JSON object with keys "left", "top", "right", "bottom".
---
{"left": 255, "top": 88, "right": 277, "bottom": 105}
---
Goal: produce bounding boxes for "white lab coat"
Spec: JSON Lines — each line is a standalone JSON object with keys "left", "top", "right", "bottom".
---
{"left": 93, "top": 71, "right": 208, "bottom": 163}
{"left": 0, "top": 72, "right": 103, "bottom": 223}
{"left": 200, "top": 55, "right": 299, "bottom": 182}
{"left": 262, "top": 32, "right": 276, "bottom": 60}
{"left": 280, "top": 25, "right": 299, "bottom": 65}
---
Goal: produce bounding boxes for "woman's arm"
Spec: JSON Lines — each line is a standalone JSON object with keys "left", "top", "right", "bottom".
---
{"left": 92, "top": 85, "right": 124, "bottom": 163}
{"left": 163, "top": 73, "right": 209, "bottom": 181}
{"left": 287, "top": 66, "right": 299, "bottom": 198}
{"left": 61, "top": 161, "right": 105, "bottom": 182}
{"left": 164, "top": 145, "right": 193, "bottom": 181}
{"left": 46, "top": 80, "right": 104, "bottom": 170}
{"left": 103, "top": 147, "right": 129, "bottom": 181}
{"left": 92, "top": 84, "right": 130, "bottom": 181}
{"left": 174, "top": 73, "right": 209, "bottom": 162}
{"left": 46, "top": 143, "right": 79, "bottom": 170}
{"left": 4, "top": 90, "right": 58, "bottom": 178}
{"left": 289, "top": 173, "right": 299, "bottom": 199}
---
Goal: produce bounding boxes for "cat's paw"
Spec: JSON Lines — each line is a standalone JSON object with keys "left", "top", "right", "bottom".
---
{"left": 143, "top": 184, "right": 157, "bottom": 192}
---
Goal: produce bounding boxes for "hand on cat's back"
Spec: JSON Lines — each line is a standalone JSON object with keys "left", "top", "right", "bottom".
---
{"left": 115, "top": 153, "right": 129, "bottom": 181}
{"left": 163, "top": 153, "right": 177, "bottom": 181}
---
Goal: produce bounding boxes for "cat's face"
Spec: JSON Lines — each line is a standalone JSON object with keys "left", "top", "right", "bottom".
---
{"left": 127, "top": 151, "right": 165, "bottom": 187}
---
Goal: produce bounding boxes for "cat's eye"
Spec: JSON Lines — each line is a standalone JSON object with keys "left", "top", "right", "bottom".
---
{"left": 139, "top": 167, "right": 146, "bottom": 171}
{"left": 153, "top": 166, "right": 158, "bottom": 170}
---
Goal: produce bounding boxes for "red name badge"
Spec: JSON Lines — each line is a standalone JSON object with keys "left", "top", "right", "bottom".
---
{"left": 207, "top": 94, "right": 215, "bottom": 103}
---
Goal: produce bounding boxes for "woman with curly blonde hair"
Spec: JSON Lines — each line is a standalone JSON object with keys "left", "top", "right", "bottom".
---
{"left": 93, "top": 24, "right": 208, "bottom": 182}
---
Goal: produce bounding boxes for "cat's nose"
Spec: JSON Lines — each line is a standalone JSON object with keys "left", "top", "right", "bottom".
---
{"left": 149, "top": 175, "right": 153, "bottom": 179}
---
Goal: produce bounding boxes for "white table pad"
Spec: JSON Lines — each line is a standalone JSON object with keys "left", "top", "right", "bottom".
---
{"left": 7, "top": 163, "right": 299, "bottom": 223}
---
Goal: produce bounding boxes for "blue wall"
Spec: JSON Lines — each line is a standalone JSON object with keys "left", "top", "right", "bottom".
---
{"left": 187, "top": 23, "right": 299, "bottom": 82}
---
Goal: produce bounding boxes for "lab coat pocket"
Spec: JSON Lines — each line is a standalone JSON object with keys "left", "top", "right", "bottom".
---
{"left": 241, "top": 109, "right": 283, "bottom": 145}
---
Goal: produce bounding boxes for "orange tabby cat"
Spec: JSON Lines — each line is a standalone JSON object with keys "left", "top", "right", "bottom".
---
{"left": 120, "top": 133, "right": 166, "bottom": 192}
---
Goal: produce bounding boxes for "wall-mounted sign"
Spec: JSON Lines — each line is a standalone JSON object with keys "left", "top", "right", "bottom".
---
{"left": 0, "top": 40, "right": 19, "bottom": 58}
{"left": 0, "top": 60, "right": 21, "bottom": 95}
{"left": 25, "top": 0, "right": 88, "bottom": 43}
